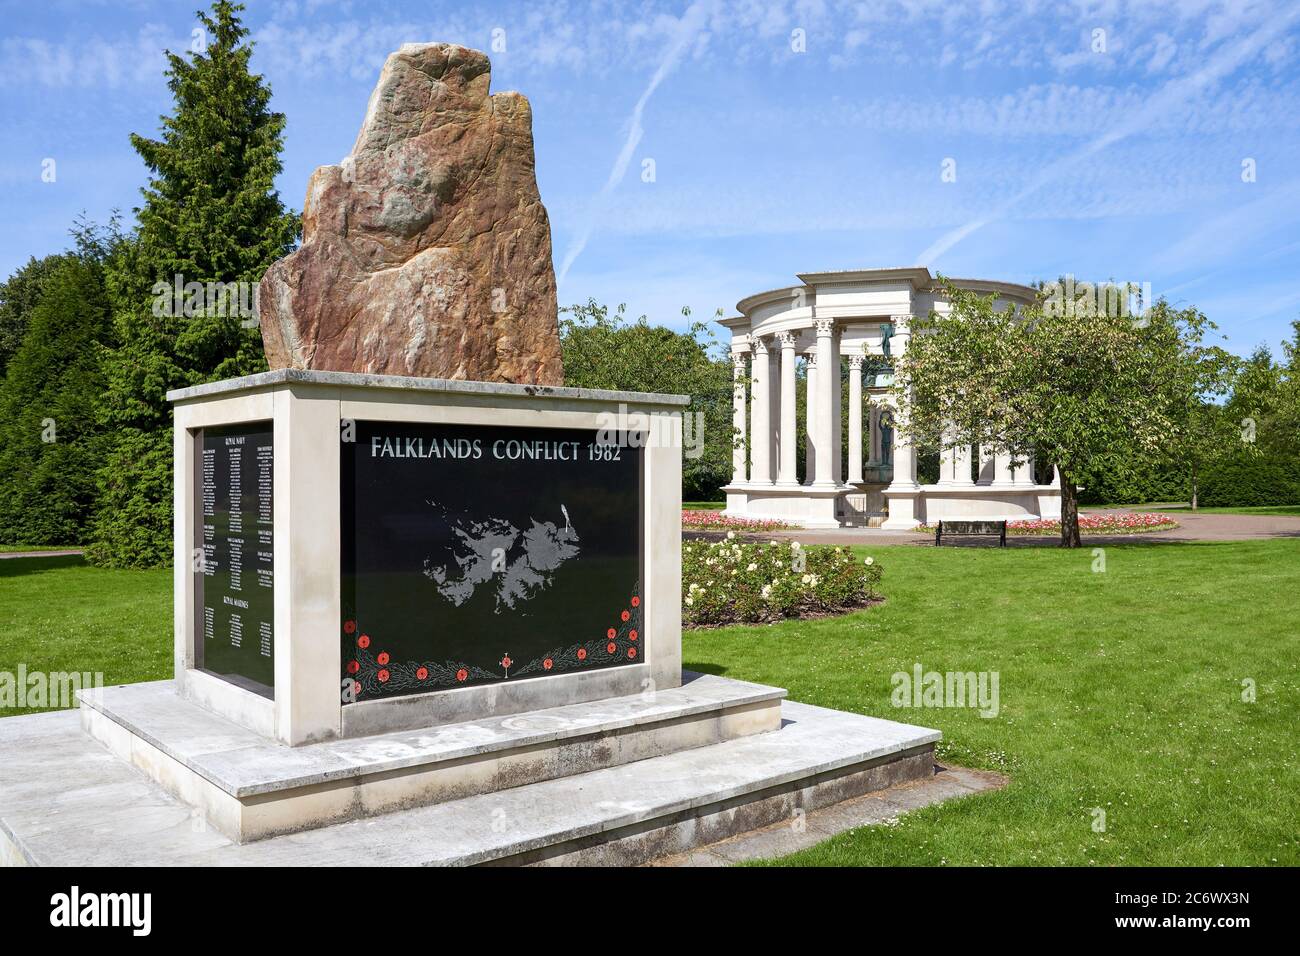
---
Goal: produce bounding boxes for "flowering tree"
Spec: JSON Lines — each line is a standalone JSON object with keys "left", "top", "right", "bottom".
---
{"left": 891, "top": 280, "right": 1210, "bottom": 547}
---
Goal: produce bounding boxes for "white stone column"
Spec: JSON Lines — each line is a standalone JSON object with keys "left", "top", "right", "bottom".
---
{"left": 730, "top": 349, "right": 748, "bottom": 484}
{"left": 993, "top": 450, "right": 1015, "bottom": 486}
{"left": 768, "top": 344, "right": 781, "bottom": 479}
{"left": 777, "top": 332, "right": 798, "bottom": 486}
{"left": 804, "top": 352, "right": 817, "bottom": 486}
{"left": 749, "top": 336, "right": 773, "bottom": 485}
{"left": 977, "top": 445, "right": 996, "bottom": 485}
{"left": 1049, "top": 464, "right": 1061, "bottom": 489}
{"left": 953, "top": 440, "right": 974, "bottom": 486}
{"left": 847, "top": 352, "right": 864, "bottom": 484}
{"left": 813, "top": 319, "right": 838, "bottom": 487}
{"left": 882, "top": 315, "right": 920, "bottom": 530}
{"left": 1015, "top": 448, "right": 1037, "bottom": 487}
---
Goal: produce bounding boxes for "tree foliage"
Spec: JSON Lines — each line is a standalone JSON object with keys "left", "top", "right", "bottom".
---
{"left": 89, "top": 1, "right": 299, "bottom": 568}
{"left": 892, "top": 279, "right": 1236, "bottom": 546}
{"left": 0, "top": 231, "right": 118, "bottom": 545}
{"left": 560, "top": 300, "right": 733, "bottom": 500}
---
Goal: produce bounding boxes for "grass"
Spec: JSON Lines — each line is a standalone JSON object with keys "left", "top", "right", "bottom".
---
{"left": 684, "top": 539, "right": 1300, "bottom": 866}
{"left": 683, "top": 501, "right": 726, "bottom": 511}
{"left": 3, "top": 543, "right": 1297, "bottom": 865}
{"left": 0, "top": 555, "right": 172, "bottom": 715}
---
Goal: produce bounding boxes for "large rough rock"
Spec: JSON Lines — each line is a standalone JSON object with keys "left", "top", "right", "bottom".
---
{"left": 259, "top": 43, "right": 563, "bottom": 384}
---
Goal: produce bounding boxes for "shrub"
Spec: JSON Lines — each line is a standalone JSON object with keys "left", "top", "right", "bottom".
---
{"left": 683, "top": 535, "right": 882, "bottom": 626}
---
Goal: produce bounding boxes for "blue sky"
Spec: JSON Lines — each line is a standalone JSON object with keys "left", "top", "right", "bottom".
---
{"left": 3, "top": 0, "right": 1299, "bottom": 357}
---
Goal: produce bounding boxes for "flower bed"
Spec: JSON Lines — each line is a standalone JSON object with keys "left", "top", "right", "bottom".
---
{"left": 681, "top": 510, "right": 796, "bottom": 532}
{"left": 683, "top": 534, "right": 882, "bottom": 626}
{"left": 917, "top": 512, "right": 1178, "bottom": 536}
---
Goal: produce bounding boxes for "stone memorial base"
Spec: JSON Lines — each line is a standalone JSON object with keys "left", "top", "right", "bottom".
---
{"left": 0, "top": 673, "right": 938, "bottom": 866}
{"left": 0, "top": 369, "right": 944, "bottom": 866}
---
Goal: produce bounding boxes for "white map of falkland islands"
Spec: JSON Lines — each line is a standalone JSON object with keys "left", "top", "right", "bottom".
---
{"left": 422, "top": 502, "right": 580, "bottom": 612}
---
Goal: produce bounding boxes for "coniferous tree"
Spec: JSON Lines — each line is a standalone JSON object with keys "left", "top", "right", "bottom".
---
{"left": 0, "top": 235, "right": 116, "bottom": 545}
{"left": 90, "top": 1, "right": 299, "bottom": 567}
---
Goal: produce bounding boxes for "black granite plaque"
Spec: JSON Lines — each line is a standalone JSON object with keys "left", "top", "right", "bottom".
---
{"left": 341, "top": 421, "right": 644, "bottom": 702}
{"left": 196, "top": 423, "right": 275, "bottom": 697}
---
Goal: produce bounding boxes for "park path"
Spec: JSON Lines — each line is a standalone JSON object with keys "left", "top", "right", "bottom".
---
{"left": 0, "top": 549, "right": 84, "bottom": 560}
{"left": 692, "top": 508, "right": 1300, "bottom": 548}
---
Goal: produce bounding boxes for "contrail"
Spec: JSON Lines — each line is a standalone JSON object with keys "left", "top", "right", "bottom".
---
{"left": 916, "top": 9, "right": 1300, "bottom": 267}
{"left": 556, "top": 0, "right": 713, "bottom": 284}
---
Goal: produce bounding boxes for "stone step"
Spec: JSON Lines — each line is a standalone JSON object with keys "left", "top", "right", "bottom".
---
{"left": 0, "top": 699, "right": 940, "bottom": 866}
{"left": 76, "top": 673, "right": 784, "bottom": 843}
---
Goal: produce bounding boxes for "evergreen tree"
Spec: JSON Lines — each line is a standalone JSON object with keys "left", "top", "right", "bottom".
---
{"left": 90, "top": 1, "right": 299, "bottom": 567}
{"left": 0, "top": 254, "right": 71, "bottom": 376}
{"left": 0, "top": 247, "right": 115, "bottom": 545}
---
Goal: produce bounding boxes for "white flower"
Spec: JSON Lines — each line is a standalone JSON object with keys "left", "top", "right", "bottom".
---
{"left": 747, "top": 563, "right": 757, "bottom": 571}
{"left": 801, "top": 574, "right": 812, "bottom": 584}
{"left": 727, "top": 531, "right": 736, "bottom": 540}
{"left": 791, "top": 541, "right": 802, "bottom": 550}
{"left": 761, "top": 585, "right": 772, "bottom": 598}
{"left": 769, "top": 540, "right": 779, "bottom": 546}
{"left": 864, "top": 556, "right": 874, "bottom": 566}
{"left": 685, "top": 596, "right": 694, "bottom": 606}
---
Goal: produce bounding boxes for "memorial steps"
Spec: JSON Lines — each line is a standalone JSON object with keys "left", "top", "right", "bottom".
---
{"left": 0, "top": 674, "right": 939, "bottom": 866}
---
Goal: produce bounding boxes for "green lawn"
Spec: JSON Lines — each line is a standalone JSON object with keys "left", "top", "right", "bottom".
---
{"left": 0, "top": 555, "right": 172, "bottom": 715}
{"left": 683, "top": 501, "right": 726, "bottom": 511}
{"left": 2, "top": 543, "right": 1297, "bottom": 865}
{"left": 684, "top": 539, "right": 1300, "bottom": 866}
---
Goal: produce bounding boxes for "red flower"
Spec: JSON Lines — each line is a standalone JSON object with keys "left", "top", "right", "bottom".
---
{"left": 377, "top": 669, "right": 390, "bottom": 683}
{"left": 346, "top": 660, "right": 360, "bottom": 675}
{"left": 620, "top": 610, "right": 630, "bottom": 622}
{"left": 357, "top": 634, "right": 371, "bottom": 649}
{"left": 629, "top": 629, "right": 638, "bottom": 642}
{"left": 577, "top": 648, "right": 587, "bottom": 661}
{"left": 543, "top": 658, "right": 553, "bottom": 671}
{"left": 607, "top": 642, "right": 617, "bottom": 655}
{"left": 606, "top": 627, "right": 616, "bottom": 639}
{"left": 351, "top": 678, "right": 362, "bottom": 696}
{"left": 500, "top": 654, "right": 513, "bottom": 670}
{"left": 416, "top": 666, "right": 428, "bottom": 681}
{"left": 628, "top": 648, "right": 637, "bottom": 660}
{"left": 343, "top": 620, "right": 357, "bottom": 634}
{"left": 376, "top": 651, "right": 390, "bottom": 666}
{"left": 456, "top": 668, "right": 468, "bottom": 682}
{"left": 630, "top": 596, "right": 640, "bottom": 608}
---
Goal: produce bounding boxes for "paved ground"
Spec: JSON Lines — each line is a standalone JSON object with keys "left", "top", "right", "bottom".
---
{"left": 694, "top": 507, "right": 1300, "bottom": 548}
{"left": 652, "top": 764, "right": 1006, "bottom": 866}
{"left": 0, "top": 549, "right": 84, "bottom": 560}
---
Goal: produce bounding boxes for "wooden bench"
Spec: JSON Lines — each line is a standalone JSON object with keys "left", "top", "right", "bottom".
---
{"left": 935, "top": 519, "right": 1007, "bottom": 547}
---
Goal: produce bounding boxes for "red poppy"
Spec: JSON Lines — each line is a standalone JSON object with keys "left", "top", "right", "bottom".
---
{"left": 629, "top": 629, "right": 638, "bottom": 642}
{"left": 577, "top": 648, "right": 587, "bottom": 661}
{"left": 500, "top": 654, "right": 513, "bottom": 670}
{"left": 376, "top": 651, "right": 390, "bottom": 666}
{"left": 543, "top": 658, "right": 553, "bottom": 671}
{"left": 630, "top": 596, "right": 640, "bottom": 608}
{"left": 456, "top": 668, "right": 468, "bottom": 682}
{"left": 346, "top": 660, "right": 359, "bottom": 674}
{"left": 606, "top": 627, "right": 616, "bottom": 639}
{"left": 620, "top": 610, "right": 630, "bottom": 622}
{"left": 607, "top": 642, "right": 617, "bottom": 655}
{"left": 377, "top": 669, "right": 390, "bottom": 683}
{"left": 627, "top": 648, "right": 637, "bottom": 660}
{"left": 351, "top": 679, "right": 362, "bottom": 696}
{"left": 344, "top": 620, "right": 357, "bottom": 634}
{"left": 416, "top": 666, "right": 428, "bottom": 681}
{"left": 357, "top": 634, "right": 371, "bottom": 649}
